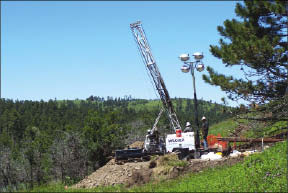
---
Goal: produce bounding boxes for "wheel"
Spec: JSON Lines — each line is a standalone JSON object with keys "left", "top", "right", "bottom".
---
{"left": 193, "top": 151, "right": 201, "bottom": 159}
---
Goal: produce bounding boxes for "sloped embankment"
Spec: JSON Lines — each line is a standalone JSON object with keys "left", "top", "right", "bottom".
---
{"left": 72, "top": 159, "right": 150, "bottom": 188}
{"left": 73, "top": 141, "right": 279, "bottom": 189}
{"left": 130, "top": 141, "right": 287, "bottom": 192}
{"left": 73, "top": 152, "right": 247, "bottom": 189}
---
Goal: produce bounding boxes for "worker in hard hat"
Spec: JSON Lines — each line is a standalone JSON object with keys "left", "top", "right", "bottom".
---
{"left": 146, "top": 129, "right": 152, "bottom": 141}
{"left": 184, "top": 122, "right": 192, "bottom": 133}
{"left": 147, "top": 129, "right": 151, "bottom": 135}
{"left": 144, "top": 129, "right": 152, "bottom": 152}
{"left": 201, "top": 116, "right": 209, "bottom": 150}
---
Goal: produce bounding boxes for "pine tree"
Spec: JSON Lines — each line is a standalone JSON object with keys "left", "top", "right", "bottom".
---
{"left": 203, "top": 0, "right": 287, "bottom": 120}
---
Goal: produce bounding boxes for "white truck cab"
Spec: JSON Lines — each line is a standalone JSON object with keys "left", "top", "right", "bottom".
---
{"left": 165, "top": 132, "right": 196, "bottom": 153}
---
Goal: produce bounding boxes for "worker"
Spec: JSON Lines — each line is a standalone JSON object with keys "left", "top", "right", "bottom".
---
{"left": 144, "top": 129, "right": 152, "bottom": 151}
{"left": 184, "top": 122, "right": 192, "bottom": 132}
{"left": 148, "top": 129, "right": 159, "bottom": 142}
{"left": 201, "top": 116, "right": 209, "bottom": 150}
{"left": 146, "top": 129, "right": 151, "bottom": 139}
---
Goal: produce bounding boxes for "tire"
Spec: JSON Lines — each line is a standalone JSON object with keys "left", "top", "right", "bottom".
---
{"left": 193, "top": 151, "right": 201, "bottom": 159}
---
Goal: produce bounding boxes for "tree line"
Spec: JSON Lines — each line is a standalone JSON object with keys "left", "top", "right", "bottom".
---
{"left": 0, "top": 96, "right": 232, "bottom": 191}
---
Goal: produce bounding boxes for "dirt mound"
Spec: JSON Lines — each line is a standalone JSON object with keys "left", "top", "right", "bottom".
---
{"left": 126, "top": 168, "right": 153, "bottom": 187}
{"left": 72, "top": 159, "right": 150, "bottom": 189}
{"left": 72, "top": 154, "right": 184, "bottom": 189}
{"left": 156, "top": 153, "right": 179, "bottom": 166}
{"left": 72, "top": 153, "right": 247, "bottom": 189}
{"left": 128, "top": 141, "right": 144, "bottom": 149}
{"left": 150, "top": 154, "right": 187, "bottom": 180}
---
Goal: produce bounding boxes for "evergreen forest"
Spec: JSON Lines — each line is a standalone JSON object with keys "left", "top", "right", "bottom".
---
{"left": 0, "top": 96, "right": 232, "bottom": 191}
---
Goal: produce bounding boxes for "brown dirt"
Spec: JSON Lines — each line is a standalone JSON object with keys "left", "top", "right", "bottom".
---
{"left": 72, "top": 154, "right": 247, "bottom": 189}
{"left": 72, "top": 159, "right": 150, "bottom": 188}
{"left": 187, "top": 156, "right": 244, "bottom": 173}
{"left": 72, "top": 138, "right": 271, "bottom": 190}
{"left": 128, "top": 141, "right": 144, "bottom": 149}
{"left": 126, "top": 168, "right": 153, "bottom": 187}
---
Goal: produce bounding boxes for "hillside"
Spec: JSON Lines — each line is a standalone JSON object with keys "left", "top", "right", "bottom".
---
{"left": 72, "top": 117, "right": 286, "bottom": 192}
{"left": 129, "top": 141, "right": 287, "bottom": 192}
{"left": 0, "top": 97, "right": 232, "bottom": 192}
{"left": 15, "top": 113, "right": 287, "bottom": 192}
{"left": 2, "top": 97, "right": 286, "bottom": 192}
{"left": 25, "top": 140, "right": 287, "bottom": 192}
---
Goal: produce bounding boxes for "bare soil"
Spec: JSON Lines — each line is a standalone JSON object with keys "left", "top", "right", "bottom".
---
{"left": 72, "top": 153, "right": 245, "bottom": 189}
{"left": 128, "top": 141, "right": 144, "bottom": 149}
{"left": 72, "top": 159, "right": 150, "bottom": 188}
{"left": 72, "top": 140, "right": 275, "bottom": 189}
{"left": 187, "top": 156, "right": 244, "bottom": 173}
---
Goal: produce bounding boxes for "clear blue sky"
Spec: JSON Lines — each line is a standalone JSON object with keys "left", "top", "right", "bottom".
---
{"left": 2, "top": 1, "right": 245, "bottom": 106}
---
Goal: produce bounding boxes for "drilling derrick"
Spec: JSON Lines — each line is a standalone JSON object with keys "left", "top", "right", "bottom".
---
{"left": 130, "top": 21, "right": 181, "bottom": 132}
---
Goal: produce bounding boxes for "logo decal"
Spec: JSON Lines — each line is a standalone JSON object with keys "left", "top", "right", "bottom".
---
{"left": 168, "top": 138, "right": 184, "bottom": 143}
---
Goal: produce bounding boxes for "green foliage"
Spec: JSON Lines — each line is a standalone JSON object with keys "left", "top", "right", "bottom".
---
{"left": 203, "top": 0, "right": 287, "bottom": 105}
{"left": 24, "top": 182, "right": 125, "bottom": 192}
{"left": 83, "top": 111, "right": 125, "bottom": 166}
{"left": 0, "top": 97, "right": 232, "bottom": 191}
{"left": 134, "top": 141, "right": 287, "bottom": 192}
{"left": 0, "top": 130, "right": 13, "bottom": 147}
{"left": 243, "top": 120, "right": 288, "bottom": 138}
{"left": 209, "top": 118, "right": 238, "bottom": 137}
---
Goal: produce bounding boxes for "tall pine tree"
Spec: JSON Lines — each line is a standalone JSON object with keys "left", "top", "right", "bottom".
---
{"left": 203, "top": 0, "right": 287, "bottom": 121}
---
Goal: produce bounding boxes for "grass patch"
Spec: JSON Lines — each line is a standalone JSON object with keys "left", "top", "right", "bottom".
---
{"left": 209, "top": 118, "right": 238, "bottom": 137}
{"left": 22, "top": 182, "right": 126, "bottom": 192}
{"left": 130, "top": 141, "right": 287, "bottom": 192}
{"left": 244, "top": 121, "right": 288, "bottom": 138}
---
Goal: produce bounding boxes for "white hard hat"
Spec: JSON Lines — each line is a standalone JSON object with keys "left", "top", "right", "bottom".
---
{"left": 147, "top": 129, "right": 151, "bottom": 134}
{"left": 186, "top": 122, "right": 191, "bottom": 127}
{"left": 201, "top": 116, "right": 206, "bottom": 120}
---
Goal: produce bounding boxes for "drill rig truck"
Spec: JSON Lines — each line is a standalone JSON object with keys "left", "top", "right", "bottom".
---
{"left": 115, "top": 21, "right": 200, "bottom": 162}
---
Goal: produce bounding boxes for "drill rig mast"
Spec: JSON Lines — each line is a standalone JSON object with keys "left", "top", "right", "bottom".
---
{"left": 114, "top": 21, "right": 197, "bottom": 162}
{"left": 130, "top": 21, "right": 181, "bottom": 132}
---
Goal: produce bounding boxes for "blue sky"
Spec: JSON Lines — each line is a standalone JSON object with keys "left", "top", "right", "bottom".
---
{"left": 2, "top": 1, "right": 245, "bottom": 106}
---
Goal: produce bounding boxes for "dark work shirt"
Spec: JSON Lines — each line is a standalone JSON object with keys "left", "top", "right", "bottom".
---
{"left": 184, "top": 126, "right": 192, "bottom": 133}
{"left": 201, "top": 121, "right": 209, "bottom": 137}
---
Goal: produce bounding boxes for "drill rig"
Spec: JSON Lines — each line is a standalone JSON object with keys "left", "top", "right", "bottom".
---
{"left": 115, "top": 21, "right": 197, "bottom": 162}
{"left": 130, "top": 21, "right": 182, "bottom": 133}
